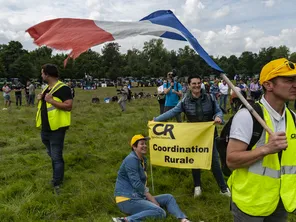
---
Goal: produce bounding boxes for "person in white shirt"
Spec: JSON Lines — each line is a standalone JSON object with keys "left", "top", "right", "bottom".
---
{"left": 2, "top": 83, "right": 11, "bottom": 110}
{"left": 219, "top": 80, "right": 229, "bottom": 112}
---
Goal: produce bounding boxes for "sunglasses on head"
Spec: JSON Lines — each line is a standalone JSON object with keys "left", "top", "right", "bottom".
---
{"left": 269, "top": 61, "right": 295, "bottom": 75}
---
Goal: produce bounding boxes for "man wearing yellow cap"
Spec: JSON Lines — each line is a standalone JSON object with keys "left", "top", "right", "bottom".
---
{"left": 226, "top": 58, "right": 296, "bottom": 221}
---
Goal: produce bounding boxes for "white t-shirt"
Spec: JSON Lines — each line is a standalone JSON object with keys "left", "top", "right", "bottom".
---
{"left": 2, "top": 86, "right": 10, "bottom": 97}
{"left": 219, "top": 83, "right": 229, "bottom": 95}
{"left": 230, "top": 96, "right": 295, "bottom": 146}
{"left": 201, "top": 83, "right": 205, "bottom": 90}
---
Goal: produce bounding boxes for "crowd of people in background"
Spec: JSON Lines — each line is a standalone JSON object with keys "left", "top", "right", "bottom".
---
{"left": 2, "top": 80, "right": 36, "bottom": 110}
{"left": 157, "top": 75, "right": 296, "bottom": 115}
{"left": 3, "top": 74, "right": 296, "bottom": 113}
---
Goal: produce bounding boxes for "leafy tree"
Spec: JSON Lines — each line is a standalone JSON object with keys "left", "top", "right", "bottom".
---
{"left": 237, "top": 51, "right": 256, "bottom": 77}
{"left": 9, "top": 53, "right": 36, "bottom": 82}
{"left": 290, "top": 52, "right": 296, "bottom": 62}
{"left": 142, "top": 39, "right": 170, "bottom": 77}
{"left": 272, "top": 45, "right": 290, "bottom": 59}
{"left": 101, "top": 43, "right": 122, "bottom": 80}
{"left": 0, "top": 41, "right": 27, "bottom": 76}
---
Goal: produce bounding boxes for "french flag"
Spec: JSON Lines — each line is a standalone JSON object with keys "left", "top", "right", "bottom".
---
{"left": 26, "top": 10, "right": 223, "bottom": 72}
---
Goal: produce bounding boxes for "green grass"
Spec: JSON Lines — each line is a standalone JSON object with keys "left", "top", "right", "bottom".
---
{"left": 0, "top": 87, "right": 295, "bottom": 222}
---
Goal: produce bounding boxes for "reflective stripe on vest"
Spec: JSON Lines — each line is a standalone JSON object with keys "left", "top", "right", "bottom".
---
{"left": 36, "top": 80, "right": 71, "bottom": 130}
{"left": 47, "top": 106, "right": 56, "bottom": 112}
{"left": 228, "top": 104, "right": 296, "bottom": 216}
{"left": 249, "top": 164, "right": 296, "bottom": 179}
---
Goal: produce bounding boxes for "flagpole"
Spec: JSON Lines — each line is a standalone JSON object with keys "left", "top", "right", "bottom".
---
{"left": 150, "top": 161, "right": 155, "bottom": 194}
{"left": 220, "top": 73, "right": 273, "bottom": 135}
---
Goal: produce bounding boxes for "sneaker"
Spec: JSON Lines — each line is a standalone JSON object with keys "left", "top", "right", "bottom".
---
{"left": 181, "top": 219, "right": 192, "bottom": 222}
{"left": 194, "top": 186, "right": 202, "bottom": 198}
{"left": 53, "top": 185, "right": 61, "bottom": 195}
{"left": 112, "top": 217, "right": 126, "bottom": 222}
{"left": 220, "top": 188, "right": 231, "bottom": 197}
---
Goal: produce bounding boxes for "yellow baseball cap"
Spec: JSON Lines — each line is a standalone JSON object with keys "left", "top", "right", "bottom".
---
{"left": 130, "top": 134, "right": 150, "bottom": 147}
{"left": 259, "top": 58, "right": 296, "bottom": 85}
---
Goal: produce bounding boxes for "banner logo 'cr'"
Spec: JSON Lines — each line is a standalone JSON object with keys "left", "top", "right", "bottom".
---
{"left": 152, "top": 124, "right": 175, "bottom": 139}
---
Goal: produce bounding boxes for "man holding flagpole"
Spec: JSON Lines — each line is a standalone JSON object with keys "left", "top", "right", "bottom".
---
{"left": 227, "top": 58, "right": 296, "bottom": 221}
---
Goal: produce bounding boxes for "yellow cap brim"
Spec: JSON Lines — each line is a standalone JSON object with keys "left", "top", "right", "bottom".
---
{"left": 260, "top": 70, "right": 296, "bottom": 84}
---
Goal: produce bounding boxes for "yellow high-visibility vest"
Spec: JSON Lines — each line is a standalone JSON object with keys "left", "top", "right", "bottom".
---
{"left": 36, "top": 81, "right": 71, "bottom": 131}
{"left": 228, "top": 104, "right": 296, "bottom": 216}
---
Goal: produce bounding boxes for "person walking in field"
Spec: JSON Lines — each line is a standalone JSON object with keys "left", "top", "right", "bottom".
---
{"left": 36, "top": 64, "right": 73, "bottom": 194}
{"left": 118, "top": 82, "right": 129, "bottom": 112}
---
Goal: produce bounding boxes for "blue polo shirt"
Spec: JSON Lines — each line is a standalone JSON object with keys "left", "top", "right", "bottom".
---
{"left": 164, "top": 82, "right": 182, "bottom": 107}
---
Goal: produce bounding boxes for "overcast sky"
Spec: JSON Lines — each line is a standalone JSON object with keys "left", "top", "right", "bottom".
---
{"left": 1, "top": 0, "right": 295, "bottom": 57}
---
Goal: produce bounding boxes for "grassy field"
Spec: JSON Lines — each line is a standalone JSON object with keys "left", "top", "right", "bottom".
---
{"left": 0, "top": 87, "right": 295, "bottom": 222}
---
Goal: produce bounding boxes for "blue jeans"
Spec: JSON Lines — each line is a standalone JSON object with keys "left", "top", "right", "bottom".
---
{"left": 192, "top": 141, "right": 228, "bottom": 191}
{"left": 219, "top": 94, "right": 228, "bottom": 112}
{"left": 41, "top": 128, "right": 66, "bottom": 186}
{"left": 29, "top": 94, "right": 35, "bottom": 106}
{"left": 117, "top": 194, "right": 187, "bottom": 222}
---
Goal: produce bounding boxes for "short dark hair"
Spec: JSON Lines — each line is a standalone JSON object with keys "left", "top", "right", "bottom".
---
{"left": 187, "top": 75, "right": 202, "bottom": 84}
{"left": 42, "top": 64, "right": 59, "bottom": 77}
{"left": 131, "top": 139, "right": 146, "bottom": 150}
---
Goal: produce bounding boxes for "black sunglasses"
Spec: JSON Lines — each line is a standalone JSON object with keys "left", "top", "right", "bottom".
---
{"left": 269, "top": 61, "right": 295, "bottom": 76}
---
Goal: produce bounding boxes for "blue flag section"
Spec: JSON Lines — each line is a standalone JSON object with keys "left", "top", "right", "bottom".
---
{"left": 140, "top": 10, "right": 224, "bottom": 73}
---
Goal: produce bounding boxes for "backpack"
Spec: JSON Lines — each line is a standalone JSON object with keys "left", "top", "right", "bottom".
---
{"left": 217, "top": 103, "right": 296, "bottom": 177}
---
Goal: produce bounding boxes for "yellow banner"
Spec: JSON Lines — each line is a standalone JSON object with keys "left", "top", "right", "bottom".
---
{"left": 148, "top": 121, "right": 215, "bottom": 169}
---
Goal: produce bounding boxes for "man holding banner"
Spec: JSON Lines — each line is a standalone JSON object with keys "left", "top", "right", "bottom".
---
{"left": 154, "top": 75, "right": 230, "bottom": 197}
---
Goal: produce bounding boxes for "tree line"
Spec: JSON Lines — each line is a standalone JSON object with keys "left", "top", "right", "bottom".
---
{"left": 0, "top": 39, "right": 295, "bottom": 82}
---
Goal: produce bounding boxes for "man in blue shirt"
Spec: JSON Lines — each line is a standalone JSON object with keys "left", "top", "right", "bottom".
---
{"left": 164, "top": 72, "right": 183, "bottom": 122}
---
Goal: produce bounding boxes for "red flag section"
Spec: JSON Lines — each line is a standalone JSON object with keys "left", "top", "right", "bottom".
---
{"left": 26, "top": 18, "right": 114, "bottom": 66}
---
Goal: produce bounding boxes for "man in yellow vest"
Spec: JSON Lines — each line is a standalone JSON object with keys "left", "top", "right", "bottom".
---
{"left": 36, "top": 64, "right": 73, "bottom": 193}
{"left": 227, "top": 58, "right": 296, "bottom": 221}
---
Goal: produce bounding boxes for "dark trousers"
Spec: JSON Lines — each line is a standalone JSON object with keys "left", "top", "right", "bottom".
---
{"left": 164, "top": 106, "right": 182, "bottom": 122}
{"left": 192, "top": 141, "right": 227, "bottom": 191}
{"left": 231, "top": 199, "right": 287, "bottom": 222}
{"left": 41, "top": 128, "right": 66, "bottom": 186}
{"left": 29, "top": 94, "right": 35, "bottom": 105}
{"left": 15, "top": 94, "right": 22, "bottom": 106}
{"left": 219, "top": 94, "right": 228, "bottom": 112}
{"left": 158, "top": 102, "right": 165, "bottom": 115}
{"left": 25, "top": 94, "right": 29, "bottom": 104}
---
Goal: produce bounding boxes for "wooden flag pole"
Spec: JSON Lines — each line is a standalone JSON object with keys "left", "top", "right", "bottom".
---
{"left": 220, "top": 73, "right": 273, "bottom": 135}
